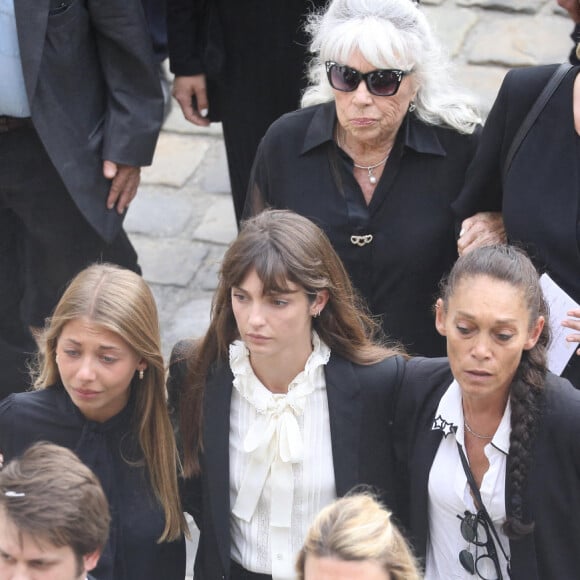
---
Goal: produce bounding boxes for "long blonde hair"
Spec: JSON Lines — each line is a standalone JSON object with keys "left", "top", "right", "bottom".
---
{"left": 34, "top": 263, "right": 187, "bottom": 542}
{"left": 296, "top": 493, "right": 422, "bottom": 580}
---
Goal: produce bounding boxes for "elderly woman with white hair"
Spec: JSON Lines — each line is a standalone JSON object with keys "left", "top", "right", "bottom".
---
{"left": 245, "top": 0, "right": 485, "bottom": 358}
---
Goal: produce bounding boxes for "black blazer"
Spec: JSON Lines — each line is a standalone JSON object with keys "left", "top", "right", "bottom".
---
{"left": 169, "top": 344, "right": 405, "bottom": 580}
{"left": 394, "top": 357, "right": 580, "bottom": 579}
{"left": 15, "top": 0, "right": 163, "bottom": 242}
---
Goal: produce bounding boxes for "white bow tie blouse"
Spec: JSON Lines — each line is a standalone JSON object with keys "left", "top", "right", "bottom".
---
{"left": 228, "top": 332, "right": 336, "bottom": 580}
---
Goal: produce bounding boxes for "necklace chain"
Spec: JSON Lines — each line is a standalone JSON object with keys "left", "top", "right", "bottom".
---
{"left": 464, "top": 419, "right": 494, "bottom": 440}
{"left": 336, "top": 129, "right": 389, "bottom": 185}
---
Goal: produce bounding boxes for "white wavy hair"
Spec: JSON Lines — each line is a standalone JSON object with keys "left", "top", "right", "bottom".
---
{"left": 301, "top": 0, "right": 481, "bottom": 134}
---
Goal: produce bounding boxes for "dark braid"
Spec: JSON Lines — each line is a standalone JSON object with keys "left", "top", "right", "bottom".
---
{"left": 504, "top": 311, "right": 548, "bottom": 538}
{"left": 441, "top": 245, "right": 549, "bottom": 539}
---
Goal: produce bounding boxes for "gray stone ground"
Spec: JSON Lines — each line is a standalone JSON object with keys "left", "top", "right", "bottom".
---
{"left": 123, "top": 1, "right": 572, "bottom": 575}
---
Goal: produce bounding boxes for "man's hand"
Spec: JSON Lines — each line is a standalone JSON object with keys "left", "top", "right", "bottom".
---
{"left": 558, "top": 0, "right": 580, "bottom": 23}
{"left": 457, "top": 211, "right": 506, "bottom": 256}
{"left": 172, "top": 74, "right": 210, "bottom": 126}
{"left": 103, "top": 161, "right": 141, "bottom": 214}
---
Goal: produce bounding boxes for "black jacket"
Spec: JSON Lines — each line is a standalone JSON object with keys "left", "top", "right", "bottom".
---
{"left": 169, "top": 343, "right": 405, "bottom": 579}
{"left": 394, "top": 357, "right": 580, "bottom": 579}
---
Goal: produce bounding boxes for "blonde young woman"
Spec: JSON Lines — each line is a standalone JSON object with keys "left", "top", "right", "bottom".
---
{"left": 169, "top": 210, "right": 406, "bottom": 580}
{"left": 296, "top": 493, "right": 422, "bottom": 580}
{"left": 0, "top": 264, "right": 188, "bottom": 580}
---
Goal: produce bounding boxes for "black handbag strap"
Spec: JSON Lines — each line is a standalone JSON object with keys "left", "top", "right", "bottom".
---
{"left": 502, "top": 63, "right": 573, "bottom": 183}
{"left": 456, "top": 441, "right": 511, "bottom": 577}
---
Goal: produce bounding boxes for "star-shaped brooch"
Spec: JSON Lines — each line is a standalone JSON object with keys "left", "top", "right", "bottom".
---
{"left": 431, "top": 414, "right": 457, "bottom": 438}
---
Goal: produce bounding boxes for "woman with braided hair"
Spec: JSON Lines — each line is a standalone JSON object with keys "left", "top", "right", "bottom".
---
{"left": 394, "top": 245, "right": 580, "bottom": 579}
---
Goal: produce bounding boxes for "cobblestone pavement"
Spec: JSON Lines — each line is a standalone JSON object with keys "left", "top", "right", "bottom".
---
{"left": 124, "top": 1, "right": 572, "bottom": 575}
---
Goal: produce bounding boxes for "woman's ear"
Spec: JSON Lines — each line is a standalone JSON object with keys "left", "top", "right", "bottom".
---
{"left": 311, "top": 290, "right": 330, "bottom": 317}
{"left": 435, "top": 298, "right": 447, "bottom": 336}
{"left": 524, "top": 316, "right": 545, "bottom": 350}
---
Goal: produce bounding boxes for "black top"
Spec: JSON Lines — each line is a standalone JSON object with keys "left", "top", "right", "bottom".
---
{"left": 0, "top": 385, "right": 185, "bottom": 580}
{"left": 453, "top": 65, "right": 580, "bottom": 388}
{"left": 245, "top": 102, "right": 480, "bottom": 356}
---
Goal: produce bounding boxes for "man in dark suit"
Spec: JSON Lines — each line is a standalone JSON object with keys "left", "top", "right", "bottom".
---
{"left": 166, "top": 0, "right": 326, "bottom": 226}
{"left": 0, "top": 0, "right": 163, "bottom": 396}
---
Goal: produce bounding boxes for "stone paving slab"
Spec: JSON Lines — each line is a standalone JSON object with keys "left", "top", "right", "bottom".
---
{"left": 131, "top": 236, "right": 208, "bottom": 287}
{"left": 467, "top": 13, "right": 570, "bottom": 67}
{"left": 193, "top": 197, "right": 238, "bottom": 245}
{"left": 125, "top": 188, "right": 195, "bottom": 238}
{"left": 141, "top": 132, "right": 210, "bottom": 188}
{"left": 424, "top": 6, "right": 478, "bottom": 58}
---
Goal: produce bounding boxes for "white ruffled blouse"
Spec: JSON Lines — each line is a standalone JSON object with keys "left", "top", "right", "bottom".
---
{"left": 228, "top": 332, "right": 336, "bottom": 580}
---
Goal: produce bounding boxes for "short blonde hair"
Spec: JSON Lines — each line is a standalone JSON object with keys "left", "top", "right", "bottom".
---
{"left": 296, "top": 494, "right": 422, "bottom": 580}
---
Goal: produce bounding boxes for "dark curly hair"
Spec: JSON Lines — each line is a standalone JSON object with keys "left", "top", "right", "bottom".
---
{"left": 440, "top": 244, "right": 549, "bottom": 538}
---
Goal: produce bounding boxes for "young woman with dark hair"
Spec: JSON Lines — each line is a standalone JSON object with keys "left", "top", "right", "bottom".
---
{"left": 169, "top": 209, "right": 406, "bottom": 580}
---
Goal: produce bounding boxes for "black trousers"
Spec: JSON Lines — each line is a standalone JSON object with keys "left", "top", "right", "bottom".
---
{"left": 0, "top": 125, "right": 139, "bottom": 397}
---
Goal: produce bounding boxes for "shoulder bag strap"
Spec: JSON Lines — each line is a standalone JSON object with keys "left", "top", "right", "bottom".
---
{"left": 502, "top": 63, "right": 573, "bottom": 183}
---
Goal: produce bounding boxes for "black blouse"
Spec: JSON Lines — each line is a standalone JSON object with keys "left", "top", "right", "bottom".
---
{"left": 0, "top": 385, "right": 185, "bottom": 580}
{"left": 245, "top": 102, "right": 480, "bottom": 356}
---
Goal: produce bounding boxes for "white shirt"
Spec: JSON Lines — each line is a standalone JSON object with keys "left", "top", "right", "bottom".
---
{"left": 228, "top": 332, "right": 336, "bottom": 580}
{"left": 426, "top": 380, "right": 511, "bottom": 580}
{"left": 0, "top": 0, "right": 31, "bottom": 116}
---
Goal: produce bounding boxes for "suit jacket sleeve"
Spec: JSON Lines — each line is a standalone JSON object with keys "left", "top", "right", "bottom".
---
{"left": 452, "top": 65, "right": 557, "bottom": 220}
{"left": 87, "top": 0, "right": 163, "bottom": 166}
{"left": 0, "top": 395, "right": 15, "bottom": 458}
{"left": 167, "top": 0, "right": 207, "bottom": 76}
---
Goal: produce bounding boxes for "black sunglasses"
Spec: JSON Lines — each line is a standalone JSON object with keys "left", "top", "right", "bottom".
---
{"left": 325, "top": 61, "right": 410, "bottom": 97}
{"left": 457, "top": 511, "right": 504, "bottom": 580}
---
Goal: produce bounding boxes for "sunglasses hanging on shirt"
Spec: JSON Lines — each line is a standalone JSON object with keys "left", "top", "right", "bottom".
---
{"left": 456, "top": 442, "right": 512, "bottom": 580}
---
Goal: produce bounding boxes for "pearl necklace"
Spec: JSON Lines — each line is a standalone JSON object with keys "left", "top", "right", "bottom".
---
{"left": 464, "top": 419, "right": 494, "bottom": 440}
{"left": 336, "top": 130, "right": 390, "bottom": 185}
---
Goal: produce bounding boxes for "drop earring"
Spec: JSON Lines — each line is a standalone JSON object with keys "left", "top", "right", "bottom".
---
{"left": 139, "top": 369, "right": 144, "bottom": 380}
